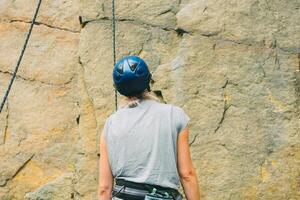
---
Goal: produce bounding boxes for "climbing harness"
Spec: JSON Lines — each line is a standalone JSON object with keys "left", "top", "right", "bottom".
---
{"left": 112, "top": 179, "right": 183, "bottom": 200}
{"left": 144, "top": 188, "right": 174, "bottom": 200}
{"left": 112, "top": 185, "right": 125, "bottom": 198}
{"left": 0, "top": 0, "right": 42, "bottom": 113}
{"left": 112, "top": 0, "right": 118, "bottom": 111}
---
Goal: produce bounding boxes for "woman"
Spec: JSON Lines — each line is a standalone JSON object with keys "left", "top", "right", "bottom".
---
{"left": 99, "top": 56, "right": 200, "bottom": 200}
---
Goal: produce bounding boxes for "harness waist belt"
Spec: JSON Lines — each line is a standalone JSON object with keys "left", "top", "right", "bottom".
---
{"left": 113, "top": 179, "right": 182, "bottom": 200}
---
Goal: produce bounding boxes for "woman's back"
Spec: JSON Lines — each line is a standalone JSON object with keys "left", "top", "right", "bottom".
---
{"left": 103, "top": 99, "right": 190, "bottom": 189}
{"left": 99, "top": 56, "right": 199, "bottom": 200}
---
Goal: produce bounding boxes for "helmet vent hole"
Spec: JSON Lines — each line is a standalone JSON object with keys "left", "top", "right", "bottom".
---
{"left": 115, "top": 74, "right": 121, "bottom": 81}
{"left": 129, "top": 62, "right": 138, "bottom": 71}
{"left": 117, "top": 63, "right": 124, "bottom": 74}
{"left": 136, "top": 67, "right": 144, "bottom": 75}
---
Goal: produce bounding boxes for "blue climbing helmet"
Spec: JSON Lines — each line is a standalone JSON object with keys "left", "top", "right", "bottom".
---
{"left": 113, "top": 56, "right": 152, "bottom": 96}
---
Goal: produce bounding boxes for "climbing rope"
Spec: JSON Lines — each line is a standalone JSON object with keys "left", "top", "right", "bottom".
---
{"left": 112, "top": 0, "right": 118, "bottom": 111}
{"left": 0, "top": 0, "right": 42, "bottom": 113}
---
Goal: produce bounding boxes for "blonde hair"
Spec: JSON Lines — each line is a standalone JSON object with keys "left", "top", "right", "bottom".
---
{"left": 124, "top": 91, "right": 160, "bottom": 108}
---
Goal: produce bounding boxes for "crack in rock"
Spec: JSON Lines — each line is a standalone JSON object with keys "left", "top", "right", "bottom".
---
{"left": 178, "top": 0, "right": 182, "bottom": 6}
{"left": 278, "top": 47, "right": 300, "bottom": 54}
{"left": 137, "top": 42, "right": 145, "bottom": 56}
{"left": 175, "top": 28, "right": 190, "bottom": 36}
{"left": 155, "top": 8, "right": 173, "bottom": 17}
{"left": 82, "top": 16, "right": 234, "bottom": 38}
{"left": 189, "top": 133, "right": 199, "bottom": 146}
{"left": 222, "top": 80, "right": 229, "bottom": 89}
{"left": 215, "top": 80, "right": 232, "bottom": 133}
{"left": 259, "top": 55, "right": 274, "bottom": 78}
{"left": 274, "top": 53, "right": 280, "bottom": 70}
{"left": 1, "top": 154, "right": 35, "bottom": 187}
{"left": 79, "top": 16, "right": 191, "bottom": 35}
{"left": 0, "top": 70, "right": 74, "bottom": 87}
{"left": 77, "top": 56, "right": 98, "bottom": 133}
{"left": 218, "top": 142, "right": 230, "bottom": 151}
{"left": 92, "top": 16, "right": 175, "bottom": 31}
{"left": 7, "top": 19, "right": 80, "bottom": 33}
{"left": 11, "top": 154, "right": 35, "bottom": 180}
{"left": 79, "top": 16, "right": 299, "bottom": 56}
{"left": 73, "top": 57, "right": 99, "bottom": 198}
{"left": 215, "top": 103, "right": 231, "bottom": 133}
{"left": 78, "top": 57, "right": 96, "bottom": 107}
{"left": 216, "top": 38, "right": 299, "bottom": 56}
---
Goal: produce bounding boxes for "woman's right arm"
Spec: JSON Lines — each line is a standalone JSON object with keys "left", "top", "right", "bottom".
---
{"left": 99, "top": 134, "right": 114, "bottom": 200}
{"left": 177, "top": 128, "right": 200, "bottom": 200}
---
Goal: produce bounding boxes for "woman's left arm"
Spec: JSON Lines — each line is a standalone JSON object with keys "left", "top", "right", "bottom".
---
{"left": 98, "top": 134, "right": 114, "bottom": 200}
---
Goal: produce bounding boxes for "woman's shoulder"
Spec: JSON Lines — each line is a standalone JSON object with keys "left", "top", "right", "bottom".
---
{"left": 106, "top": 100, "right": 187, "bottom": 119}
{"left": 150, "top": 100, "right": 187, "bottom": 115}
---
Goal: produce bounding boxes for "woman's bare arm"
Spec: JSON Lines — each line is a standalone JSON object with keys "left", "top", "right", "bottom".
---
{"left": 177, "top": 128, "right": 200, "bottom": 200}
{"left": 99, "top": 134, "right": 114, "bottom": 200}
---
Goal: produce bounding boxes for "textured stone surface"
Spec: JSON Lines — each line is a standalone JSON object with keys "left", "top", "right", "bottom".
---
{"left": 24, "top": 173, "right": 74, "bottom": 200}
{"left": 0, "top": 0, "right": 80, "bottom": 32}
{"left": 0, "top": 0, "right": 299, "bottom": 199}
{"left": 0, "top": 22, "right": 79, "bottom": 85}
{"left": 0, "top": 0, "right": 80, "bottom": 199}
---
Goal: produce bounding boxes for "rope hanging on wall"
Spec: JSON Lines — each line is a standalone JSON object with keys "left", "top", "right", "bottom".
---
{"left": 0, "top": 0, "right": 42, "bottom": 113}
{"left": 112, "top": 0, "right": 118, "bottom": 111}
{"left": 1, "top": 0, "right": 118, "bottom": 112}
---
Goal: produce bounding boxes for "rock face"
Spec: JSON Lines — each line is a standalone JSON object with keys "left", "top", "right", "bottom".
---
{"left": 0, "top": 0, "right": 299, "bottom": 199}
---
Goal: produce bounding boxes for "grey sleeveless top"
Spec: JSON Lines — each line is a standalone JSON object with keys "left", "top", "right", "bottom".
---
{"left": 103, "top": 99, "right": 190, "bottom": 189}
